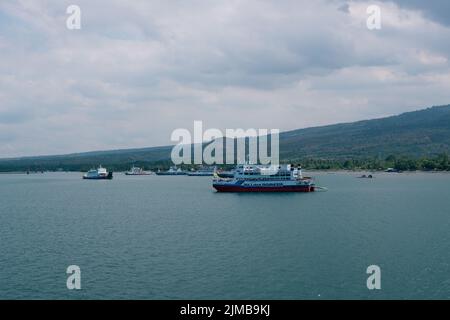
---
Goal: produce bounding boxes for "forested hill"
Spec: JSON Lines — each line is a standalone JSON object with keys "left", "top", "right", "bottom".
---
{"left": 1, "top": 105, "right": 450, "bottom": 171}
{"left": 280, "top": 104, "right": 450, "bottom": 161}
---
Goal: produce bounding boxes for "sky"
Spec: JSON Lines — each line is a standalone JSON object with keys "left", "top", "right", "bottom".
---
{"left": 1, "top": 0, "right": 450, "bottom": 157}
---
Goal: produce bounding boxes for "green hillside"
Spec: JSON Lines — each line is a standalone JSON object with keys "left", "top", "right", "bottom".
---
{"left": 280, "top": 104, "right": 450, "bottom": 160}
{"left": 1, "top": 105, "right": 450, "bottom": 172}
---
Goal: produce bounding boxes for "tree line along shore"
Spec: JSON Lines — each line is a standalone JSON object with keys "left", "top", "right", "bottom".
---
{"left": 1, "top": 154, "right": 449, "bottom": 173}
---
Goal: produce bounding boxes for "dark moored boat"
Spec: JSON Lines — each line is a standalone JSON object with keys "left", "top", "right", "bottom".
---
{"left": 155, "top": 166, "right": 187, "bottom": 176}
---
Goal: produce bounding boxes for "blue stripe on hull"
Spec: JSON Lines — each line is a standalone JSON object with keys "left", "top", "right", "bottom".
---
{"left": 213, "top": 184, "right": 314, "bottom": 192}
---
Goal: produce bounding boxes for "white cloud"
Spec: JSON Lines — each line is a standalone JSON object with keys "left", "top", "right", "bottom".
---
{"left": 0, "top": 0, "right": 450, "bottom": 157}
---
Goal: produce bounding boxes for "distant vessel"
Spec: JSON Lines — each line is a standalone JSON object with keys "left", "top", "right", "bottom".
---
{"left": 155, "top": 166, "right": 187, "bottom": 176}
{"left": 125, "top": 166, "right": 152, "bottom": 176}
{"left": 216, "top": 169, "right": 235, "bottom": 178}
{"left": 187, "top": 166, "right": 216, "bottom": 176}
{"left": 213, "top": 164, "right": 315, "bottom": 192}
{"left": 83, "top": 166, "right": 113, "bottom": 180}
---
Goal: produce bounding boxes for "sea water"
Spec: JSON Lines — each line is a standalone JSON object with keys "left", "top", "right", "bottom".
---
{"left": 0, "top": 172, "right": 449, "bottom": 299}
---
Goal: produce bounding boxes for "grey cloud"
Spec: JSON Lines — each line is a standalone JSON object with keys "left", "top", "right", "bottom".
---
{"left": 0, "top": 0, "right": 450, "bottom": 157}
{"left": 0, "top": 111, "right": 32, "bottom": 124}
{"left": 386, "top": 0, "right": 450, "bottom": 26}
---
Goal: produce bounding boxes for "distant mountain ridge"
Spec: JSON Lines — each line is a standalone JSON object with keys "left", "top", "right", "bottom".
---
{"left": 1, "top": 104, "right": 450, "bottom": 171}
{"left": 280, "top": 104, "right": 450, "bottom": 160}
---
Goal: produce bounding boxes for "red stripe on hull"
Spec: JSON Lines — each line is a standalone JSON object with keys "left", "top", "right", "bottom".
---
{"left": 213, "top": 185, "right": 314, "bottom": 192}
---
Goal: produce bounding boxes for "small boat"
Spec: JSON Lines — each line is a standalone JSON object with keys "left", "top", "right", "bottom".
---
{"left": 358, "top": 174, "right": 374, "bottom": 178}
{"left": 83, "top": 166, "right": 113, "bottom": 180}
{"left": 187, "top": 166, "right": 216, "bottom": 176}
{"left": 216, "top": 170, "right": 235, "bottom": 178}
{"left": 155, "top": 166, "right": 187, "bottom": 176}
{"left": 125, "top": 166, "right": 152, "bottom": 176}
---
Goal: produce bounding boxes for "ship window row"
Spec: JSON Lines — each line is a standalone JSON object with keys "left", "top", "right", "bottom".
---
{"left": 242, "top": 172, "right": 291, "bottom": 176}
{"left": 238, "top": 177, "right": 293, "bottom": 180}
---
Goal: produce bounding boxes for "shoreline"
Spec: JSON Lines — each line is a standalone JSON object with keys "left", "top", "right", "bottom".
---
{"left": 1, "top": 169, "right": 450, "bottom": 175}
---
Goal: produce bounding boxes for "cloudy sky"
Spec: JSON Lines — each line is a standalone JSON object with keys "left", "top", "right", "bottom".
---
{"left": 1, "top": 0, "right": 450, "bottom": 157}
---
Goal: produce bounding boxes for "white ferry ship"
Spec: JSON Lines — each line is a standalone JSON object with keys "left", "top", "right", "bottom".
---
{"left": 213, "top": 164, "right": 315, "bottom": 192}
{"left": 83, "top": 166, "right": 113, "bottom": 180}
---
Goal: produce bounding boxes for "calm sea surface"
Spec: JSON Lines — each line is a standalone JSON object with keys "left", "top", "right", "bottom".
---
{"left": 0, "top": 172, "right": 449, "bottom": 299}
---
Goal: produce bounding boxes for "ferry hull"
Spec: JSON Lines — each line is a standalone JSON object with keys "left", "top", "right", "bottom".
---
{"left": 213, "top": 184, "right": 315, "bottom": 192}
